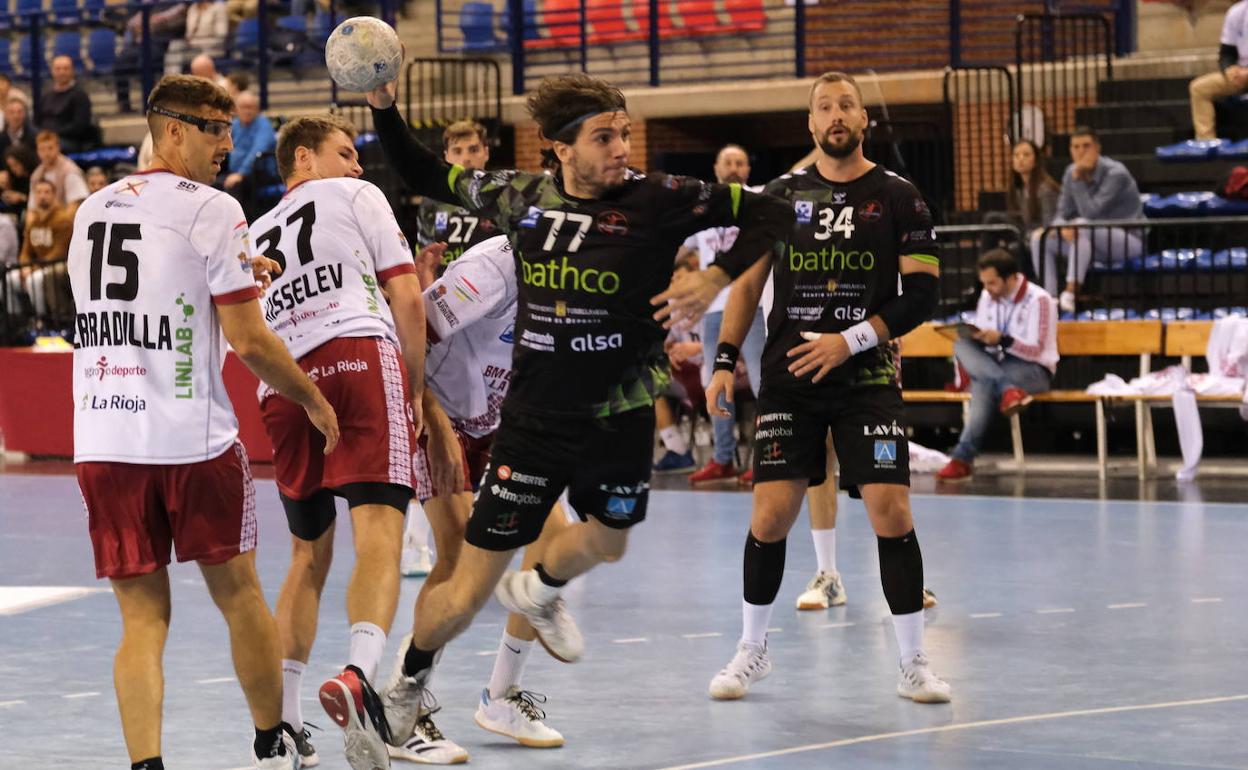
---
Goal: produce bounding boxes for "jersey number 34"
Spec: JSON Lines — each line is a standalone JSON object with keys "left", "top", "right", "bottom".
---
{"left": 814, "top": 206, "right": 855, "bottom": 241}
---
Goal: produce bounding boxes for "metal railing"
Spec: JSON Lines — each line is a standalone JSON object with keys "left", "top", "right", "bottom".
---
{"left": 1, "top": 258, "right": 74, "bottom": 345}
{"left": 865, "top": 119, "right": 953, "bottom": 226}
{"left": 401, "top": 57, "right": 502, "bottom": 129}
{"left": 1031, "top": 217, "right": 1248, "bottom": 317}
{"left": 1015, "top": 12, "right": 1113, "bottom": 140}
{"left": 943, "top": 65, "right": 1016, "bottom": 216}
{"left": 931, "top": 223, "right": 1028, "bottom": 322}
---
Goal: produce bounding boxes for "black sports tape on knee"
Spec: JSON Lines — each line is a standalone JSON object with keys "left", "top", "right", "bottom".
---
{"left": 877, "top": 529, "right": 925, "bottom": 615}
{"left": 743, "top": 532, "right": 787, "bottom": 606}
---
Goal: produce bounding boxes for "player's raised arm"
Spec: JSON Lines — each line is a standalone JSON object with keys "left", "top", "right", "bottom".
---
{"left": 705, "top": 253, "right": 772, "bottom": 418}
{"left": 218, "top": 299, "right": 340, "bottom": 453}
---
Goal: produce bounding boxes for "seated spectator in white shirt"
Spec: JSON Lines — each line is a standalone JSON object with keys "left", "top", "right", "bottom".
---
{"left": 1189, "top": 0, "right": 1248, "bottom": 140}
{"left": 28, "top": 131, "right": 89, "bottom": 213}
{"left": 164, "top": 0, "right": 228, "bottom": 75}
{"left": 937, "top": 249, "right": 1059, "bottom": 482}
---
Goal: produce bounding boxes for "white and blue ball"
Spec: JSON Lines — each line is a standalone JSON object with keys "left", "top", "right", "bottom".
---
{"left": 325, "top": 16, "right": 402, "bottom": 93}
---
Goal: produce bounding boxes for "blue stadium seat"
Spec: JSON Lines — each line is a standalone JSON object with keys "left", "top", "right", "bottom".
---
{"left": 233, "top": 17, "right": 260, "bottom": 58}
{"left": 1143, "top": 307, "right": 1198, "bottom": 321}
{"left": 461, "top": 1, "right": 502, "bottom": 51}
{"left": 51, "top": 31, "right": 83, "bottom": 69}
{"left": 1215, "top": 137, "right": 1248, "bottom": 159}
{"left": 51, "top": 0, "right": 79, "bottom": 25}
{"left": 67, "top": 145, "right": 138, "bottom": 168}
{"left": 1155, "top": 138, "right": 1226, "bottom": 162}
{"left": 1196, "top": 248, "right": 1248, "bottom": 272}
{"left": 0, "top": 39, "right": 12, "bottom": 78}
{"left": 87, "top": 29, "right": 117, "bottom": 75}
{"left": 311, "top": 12, "right": 345, "bottom": 49}
{"left": 1202, "top": 195, "right": 1248, "bottom": 216}
{"left": 82, "top": 0, "right": 106, "bottom": 21}
{"left": 1143, "top": 191, "right": 1216, "bottom": 218}
{"left": 1126, "top": 249, "right": 1206, "bottom": 274}
{"left": 1078, "top": 308, "right": 1142, "bottom": 321}
{"left": 15, "top": 0, "right": 42, "bottom": 19}
{"left": 500, "top": 0, "right": 541, "bottom": 43}
{"left": 16, "top": 35, "right": 48, "bottom": 77}
{"left": 1214, "top": 306, "right": 1248, "bottom": 318}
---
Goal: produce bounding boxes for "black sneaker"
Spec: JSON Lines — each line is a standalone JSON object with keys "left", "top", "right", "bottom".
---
{"left": 282, "top": 721, "right": 320, "bottom": 767}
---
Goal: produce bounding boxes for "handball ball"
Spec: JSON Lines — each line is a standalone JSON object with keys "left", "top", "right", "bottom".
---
{"left": 325, "top": 16, "right": 402, "bottom": 93}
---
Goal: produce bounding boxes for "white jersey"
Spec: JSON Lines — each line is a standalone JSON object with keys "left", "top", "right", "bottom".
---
{"left": 70, "top": 170, "right": 259, "bottom": 464}
{"left": 425, "top": 235, "right": 517, "bottom": 438}
{"left": 682, "top": 185, "right": 773, "bottom": 317}
{"left": 253, "top": 177, "right": 416, "bottom": 361}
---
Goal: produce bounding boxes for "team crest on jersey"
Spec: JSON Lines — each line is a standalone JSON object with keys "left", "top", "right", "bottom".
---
{"left": 118, "top": 178, "right": 148, "bottom": 196}
{"left": 596, "top": 210, "right": 629, "bottom": 236}
{"left": 432, "top": 284, "right": 447, "bottom": 298}
{"left": 859, "top": 200, "right": 883, "bottom": 222}
{"left": 500, "top": 323, "right": 514, "bottom": 343}
{"left": 833, "top": 192, "right": 847, "bottom": 204}
{"left": 794, "top": 200, "right": 813, "bottom": 224}
{"left": 435, "top": 211, "right": 449, "bottom": 230}
{"left": 237, "top": 251, "right": 251, "bottom": 273}
{"left": 519, "top": 206, "right": 544, "bottom": 228}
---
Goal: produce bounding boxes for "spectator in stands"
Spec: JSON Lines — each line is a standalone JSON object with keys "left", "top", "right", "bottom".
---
{"left": 225, "top": 71, "right": 252, "bottom": 101}
{"left": 937, "top": 249, "right": 1058, "bottom": 482}
{"left": 226, "top": 0, "right": 259, "bottom": 24}
{"left": 1189, "top": 1, "right": 1248, "bottom": 140}
{"left": 115, "top": 3, "right": 188, "bottom": 112}
{"left": 1007, "top": 139, "right": 1060, "bottom": 236}
{"left": 85, "top": 166, "right": 109, "bottom": 195}
{"left": 8, "top": 179, "right": 74, "bottom": 321}
{"left": 223, "top": 91, "right": 275, "bottom": 218}
{"left": 0, "top": 214, "right": 16, "bottom": 268}
{"left": 41, "top": 57, "right": 96, "bottom": 153}
{"left": 1, "top": 146, "right": 37, "bottom": 211}
{"left": 30, "top": 132, "right": 89, "bottom": 213}
{"left": 165, "top": 4, "right": 229, "bottom": 76}
{"left": 0, "top": 99, "right": 36, "bottom": 156}
{"left": 1029, "top": 126, "right": 1144, "bottom": 312}
{"left": 189, "top": 54, "right": 230, "bottom": 89}
{"left": 0, "top": 76, "right": 30, "bottom": 133}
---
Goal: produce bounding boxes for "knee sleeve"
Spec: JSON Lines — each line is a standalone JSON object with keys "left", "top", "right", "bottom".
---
{"left": 743, "top": 532, "right": 787, "bottom": 606}
{"left": 878, "top": 529, "right": 925, "bottom": 615}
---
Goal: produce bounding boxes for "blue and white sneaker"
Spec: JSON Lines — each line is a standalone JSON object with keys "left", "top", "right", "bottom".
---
{"left": 653, "top": 449, "right": 696, "bottom": 473}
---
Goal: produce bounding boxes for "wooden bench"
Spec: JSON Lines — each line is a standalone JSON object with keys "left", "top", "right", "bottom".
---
{"left": 900, "top": 320, "right": 1164, "bottom": 479}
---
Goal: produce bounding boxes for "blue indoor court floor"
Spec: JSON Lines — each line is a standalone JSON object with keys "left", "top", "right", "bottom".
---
{"left": 2, "top": 470, "right": 1247, "bottom": 770}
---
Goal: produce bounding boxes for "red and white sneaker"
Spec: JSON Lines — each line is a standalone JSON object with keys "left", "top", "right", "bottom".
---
{"left": 999, "top": 387, "right": 1034, "bottom": 416}
{"left": 738, "top": 468, "right": 754, "bottom": 486}
{"left": 690, "top": 460, "right": 737, "bottom": 484}
{"left": 936, "top": 459, "right": 972, "bottom": 483}
{"left": 319, "top": 665, "right": 391, "bottom": 770}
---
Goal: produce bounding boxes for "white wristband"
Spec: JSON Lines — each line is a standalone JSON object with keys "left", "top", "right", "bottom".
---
{"left": 839, "top": 321, "right": 879, "bottom": 355}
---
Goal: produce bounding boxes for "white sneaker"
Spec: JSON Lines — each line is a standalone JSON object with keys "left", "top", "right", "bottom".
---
{"left": 922, "top": 587, "right": 938, "bottom": 609}
{"left": 379, "top": 634, "right": 438, "bottom": 747}
{"left": 319, "top": 666, "right": 390, "bottom": 770}
{"left": 795, "top": 570, "right": 847, "bottom": 610}
{"left": 474, "top": 686, "right": 565, "bottom": 748}
{"left": 1059, "top": 290, "right": 1076, "bottom": 313}
{"left": 897, "top": 652, "right": 952, "bottom": 704}
{"left": 387, "top": 709, "right": 469, "bottom": 765}
{"left": 401, "top": 541, "right": 433, "bottom": 578}
{"left": 253, "top": 732, "right": 300, "bottom": 769}
{"left": 708, "top": 640, "right": 771, "bottom": 700}
{"left": 494, "top": 570, "right": 584, "bottom": 663}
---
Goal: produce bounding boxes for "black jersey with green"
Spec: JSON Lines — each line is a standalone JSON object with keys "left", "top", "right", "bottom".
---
{"left": 415, "top": 197, "right": 502, "bottom": 273}
{"left": 372, "top": 104, "right": 794, "bottom": 420}
{"left": 761, "top": 163, "right": 939, "bottom": 396}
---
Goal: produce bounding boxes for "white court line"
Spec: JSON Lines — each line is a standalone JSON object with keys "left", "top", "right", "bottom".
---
{"left": 766, "top": 627, "right": 783, "bottom": 633}
{"left": 1108, "top": 602, "right": 1147, "bottom": 610}
{"left": 682, "top": 632, "right": 723, "bottom": 639}
{"left": 0, "top": 699, "right": 25, "bottom": 707}
{"left": 1192, "top": 597, "right": 1223, "bottom": 604}
{"left": 612, "top": 637, "right": 648, "bottom": 644}
{"left": 969, "top": 612, "right": 1002, "bottom": 619}
{"left": 1036, "top": 608, "right": 1076, "bottom": 614}
{"left": 475, "top": 650, "right": 496, "bottom": 657}
{"left": 195, "top": 677, "right": 236, "bottom": 684}
{"left": 822, "top": 622, "right": 855, "bottom": 629}
{"left": 655, "top": 693, "right": 1248, "bottom": 770}
{"left": 62, "top": 692, "right": 100, "bottom": 699}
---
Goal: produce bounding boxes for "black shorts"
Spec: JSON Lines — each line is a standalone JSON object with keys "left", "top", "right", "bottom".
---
{"left": 752, "top": 385, "right": 909, "bottom": 497}
{"left": 465, "top": 407, "right": 655, "bottom": 551}
{"left": 281, "top": 482, "right": 412, "bottom": 542}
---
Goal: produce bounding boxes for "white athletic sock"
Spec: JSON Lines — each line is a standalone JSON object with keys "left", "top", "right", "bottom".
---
{"left": 741, "top": 600, "right": 774, "bottom": 647}
{"left": 528, "top": 569, "right": 563, "bottom": 606}
{"left": 281, "top": 659, "right": 305, "bottom": 732}
{"left": 811, "top": 528, "right": 837, "bottom": 574}
{"left": 659, "top": 425, "right": 689, "bottom": 455}
{"left": 406, "top": 500, "right": 431, "bottom": 550}
{"left": 487, "top": 632, "right": 534, "bottom": 699}
{"left": 348, "top": 622, "right": 387, "bottom": 683}
{"left": 891, "top": 610, "right": 925, "bottom": 663}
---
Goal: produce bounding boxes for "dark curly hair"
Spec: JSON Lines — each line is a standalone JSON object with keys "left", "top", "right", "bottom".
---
{"left": 526, "top": 73, "right": 627, "bottom": 144}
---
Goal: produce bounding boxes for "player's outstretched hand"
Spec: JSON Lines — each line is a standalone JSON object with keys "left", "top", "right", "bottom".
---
{"left": 787, "top": 331, "right": 851, "bottom": 383}
{"left": 414, "top": 242, "right": 448, "bottom": 290}
{"left": 652, "top": 267, "right": 728, "bottom": 329}
{"left": 252, "top": 254, "right": 281, "bottom": 293}
{"left": 705, "top": 369, "right": 735, "bottom": 418}
{"left": 306, "top": 393, "right": 340, "bottom": 454}
{"left": 427, "top": 420, "right": 464, "bottom": 496}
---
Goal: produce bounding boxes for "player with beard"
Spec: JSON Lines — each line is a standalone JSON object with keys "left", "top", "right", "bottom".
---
{"left": 364, "top": 70, "right": 793, "bottom": 746}
{"left": 705, "top": 71, "right": 952, "bottom": 703}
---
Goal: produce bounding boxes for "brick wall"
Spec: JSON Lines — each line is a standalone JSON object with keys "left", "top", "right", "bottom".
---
{"left": 512, "top": 119, "right": 652, "bottom": 173}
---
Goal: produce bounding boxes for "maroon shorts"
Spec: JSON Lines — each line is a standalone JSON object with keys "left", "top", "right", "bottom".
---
{"left": 413, "top": 430, "right": 495, "bottom": 502}
{"left": 261, "top": 337, "right": 416, "bottom": 500}
{"left": 77, "top": 442, "right": 256, "bottom": 580}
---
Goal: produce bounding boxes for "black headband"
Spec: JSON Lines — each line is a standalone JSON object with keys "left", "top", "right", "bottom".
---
{"left": 550, "top": 109, "right": 620, "bottom": 143}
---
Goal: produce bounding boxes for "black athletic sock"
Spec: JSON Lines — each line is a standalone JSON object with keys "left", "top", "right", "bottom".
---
{"left": 877, "top": 529, "right": 925, "bottom": 616}
{"left": 402, "top": 639, "right": 437, "bottom": 678}
{"left": 534, "top": 562, "right": 568, "bottom": 588}
{"left": 253, "top": 724, "right": 285, "bottom": 759}
{"left": 742, "top": 532, "right": 787, "bottom": 605}
{"left": 132, "top": 758, "right": 164, "bottom": 770}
